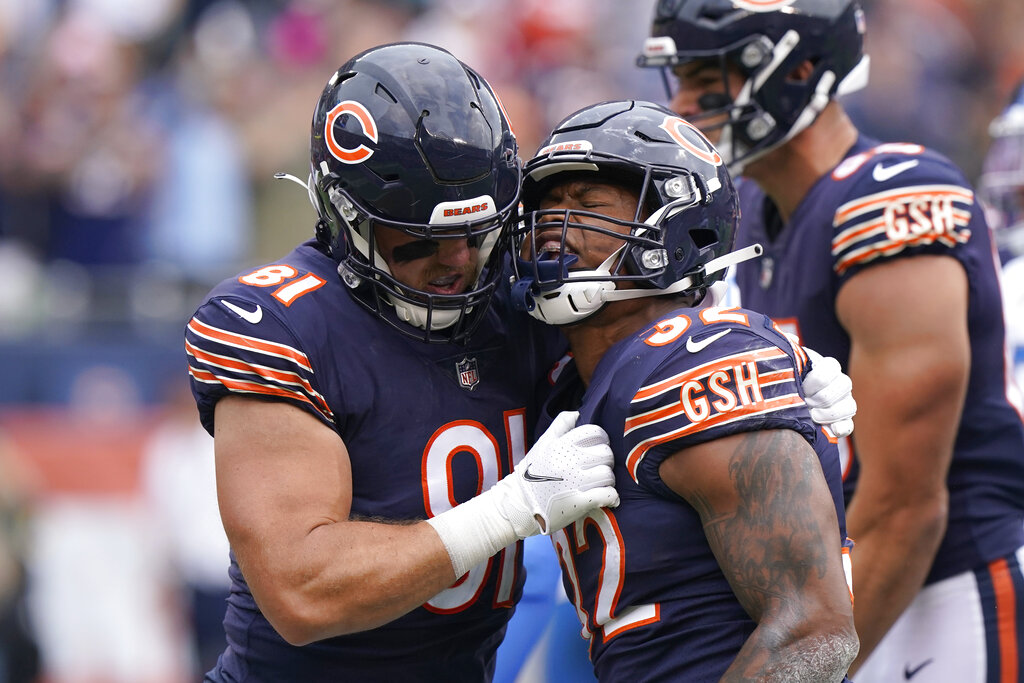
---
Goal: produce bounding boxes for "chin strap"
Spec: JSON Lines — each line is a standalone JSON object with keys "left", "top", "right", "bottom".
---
{"left": 515, "top": 243, "right": 763, "bottom": 324}
{"left": 273, "top": 171, "right": 319, "bottom": 213}
{"left": 704, "top": 243, "right": 763, "bottom": 277}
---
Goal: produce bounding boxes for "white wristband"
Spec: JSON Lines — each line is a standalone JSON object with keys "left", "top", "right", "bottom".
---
{"left": 425, "top": 487, "right": 525, "bottom": 578}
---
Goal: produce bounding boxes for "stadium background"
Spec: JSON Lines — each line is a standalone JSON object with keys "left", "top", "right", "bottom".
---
{"left": 0, "top": 0, "right": 1020, "bottom": 681}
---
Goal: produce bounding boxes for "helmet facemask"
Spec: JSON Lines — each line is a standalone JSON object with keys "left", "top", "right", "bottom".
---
{"left": 312, "top": 164, "right": 512, "bottom": 342}
{"left": 512, "top": 156, "right": 738, "bottom": 326}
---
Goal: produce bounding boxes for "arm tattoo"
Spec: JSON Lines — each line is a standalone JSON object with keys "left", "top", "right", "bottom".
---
{"left": 691, "top": 429, "right": 855, "bottom": 681}
{"left": 692, "top": 429, "right": 830, "bottom": 618}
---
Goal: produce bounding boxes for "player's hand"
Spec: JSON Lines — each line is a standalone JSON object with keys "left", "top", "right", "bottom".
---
{"left": 802, "top": 346, "right": 856, "bottom": 438}
{"left": 493, "top": 411, "right": 619, "bottom": 537}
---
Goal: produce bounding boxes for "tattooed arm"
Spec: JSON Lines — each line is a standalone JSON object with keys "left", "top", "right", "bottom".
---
{"left": 659, "top": 429, "right": 858, "bottom": 682}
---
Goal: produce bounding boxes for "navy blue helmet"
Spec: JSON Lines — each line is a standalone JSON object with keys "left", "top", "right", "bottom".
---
{"left": 511, "top": 100, "right": 753, "bottom": 325}
{"left": 637, "top": 0, "right": 869, "bottom": 171}
{"left": 308, "top": 42, "right": 521, "bottom": 343}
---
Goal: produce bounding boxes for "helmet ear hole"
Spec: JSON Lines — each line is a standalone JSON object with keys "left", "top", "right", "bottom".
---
{"left": 689, "top": 227, "right": 718, "bottom": 250}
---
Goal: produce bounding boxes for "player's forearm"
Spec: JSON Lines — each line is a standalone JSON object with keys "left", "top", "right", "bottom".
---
{"left": 723, "top": 623, "right": 859, "bottom": 682}
{"left": 244, "top": 518, "right": 458, "bottom": 646}
{"left": 845, "top": 497, "right": 947, "bottom": 673}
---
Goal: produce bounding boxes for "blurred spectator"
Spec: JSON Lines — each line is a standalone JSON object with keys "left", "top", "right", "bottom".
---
{"left": 22, "top": 365, "right": 185, "bottom": 683}
{"left": 141, "top": 3, "right": 254, "bottom": 288}
{"left": 0, "top": 431, "right": 42, "bottom": 683}
{"left": 141, "top": 380, "right": 230, "bottom": 680}
{"left": 10, "top": 9, "right": 162, "bottom": 266}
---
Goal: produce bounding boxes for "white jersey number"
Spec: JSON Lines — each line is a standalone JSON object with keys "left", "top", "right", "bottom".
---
{"left": 422, "top": 410, "right": 528, "bottom": 613}
{"left": 551, "top": 508, "right": 659, "bottom": 642}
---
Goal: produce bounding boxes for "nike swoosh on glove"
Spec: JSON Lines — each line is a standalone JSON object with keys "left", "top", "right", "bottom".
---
{"left": 493, "top": 410, "right": 619, "bottom": 536}
{"left": 801, "top": 346, "right": 857, "bottom": 438}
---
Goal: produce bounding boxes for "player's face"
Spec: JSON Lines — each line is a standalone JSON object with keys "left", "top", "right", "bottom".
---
{"left": 669, "top": 59, "right": 745, "bottom": 146}
{"left": 523, "top": 177, "right": 642, "bottom": 271}
{"left": 373, "top": 225, "right": 480, "bottom": 295}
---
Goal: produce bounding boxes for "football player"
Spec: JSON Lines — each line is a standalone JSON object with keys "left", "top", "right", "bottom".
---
{"left": 638, "top": 2, "right": 1024, "bottom": 679}
{"left": 185, "top": 42, "right": 620, "bottom": 682}
{"left": 509, "top": 99, "right": 858, "bottom": 682}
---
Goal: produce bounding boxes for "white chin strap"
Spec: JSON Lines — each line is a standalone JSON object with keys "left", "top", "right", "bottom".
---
{"left": 528, "top": 243, "right": 763, "bottom": 326}
{"left": 391, "top": 297, "right": 462, "bottom": 330}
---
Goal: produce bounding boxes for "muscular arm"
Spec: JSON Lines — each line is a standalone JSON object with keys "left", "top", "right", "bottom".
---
{"left": 660, "top": 429, "right": 858, "bottom": 682}
{"left": 214, "top": 395, "right": 456, "bottom": 646}
{"left": 836, "top": 255, "right": 970, "bottom": 672}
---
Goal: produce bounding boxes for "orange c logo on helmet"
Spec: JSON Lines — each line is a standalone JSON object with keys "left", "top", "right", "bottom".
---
{"left": 659, "top": 116, "right": 723, "bottom": 166}
{"left": 325, "top": 100, "right": 378, "bottom": 164}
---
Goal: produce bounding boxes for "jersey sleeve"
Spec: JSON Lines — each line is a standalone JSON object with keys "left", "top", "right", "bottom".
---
{"left": 830, "top": 145, "right": 978, "bottom": 283}
{"left": 184, "top": 296, "right": 335, "bottom": 435}
{"left": 623, "top": 322, "right": 818, "bottom": 494}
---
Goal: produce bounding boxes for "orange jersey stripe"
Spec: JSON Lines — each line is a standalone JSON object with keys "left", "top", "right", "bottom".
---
{"left": 757, "top": 368, "right": 796, "bottom": 385}
{"left": 832, "top": 216, "right": 887, "bottom": 253}
{"left": 185, "top": 340, "right": 332, "bottom": 417}
{"left": 625, "top": 394, "right": 805, "bottom": 482}
{"left": 835, "top": 228, "right": 971, "bottom": 275}
{"left": 989, "top": 557, "right": 1019, "bottom": 683}
{"left": 187, "top": 318, "right": 313, "bottom": 372}
{"left": 624, "top": 376, "right": 794, "bottom": 436}
{"left": 187, "top": 364, "right": 330, "bottom": 420}
{"left": 832, "top": 207, "right": 971, "bottom": 255}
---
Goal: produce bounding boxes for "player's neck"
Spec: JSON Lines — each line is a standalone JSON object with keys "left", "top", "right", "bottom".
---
{"left": 743, "top": 102, "right": 859, "bottom": 221}
{"left": 562, "top": 297, "right": 687, "bottom": 386}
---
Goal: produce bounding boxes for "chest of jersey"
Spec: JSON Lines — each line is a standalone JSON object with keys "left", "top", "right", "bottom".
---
{"left": 734, "top": 181, "right": 848, "bottom": 356}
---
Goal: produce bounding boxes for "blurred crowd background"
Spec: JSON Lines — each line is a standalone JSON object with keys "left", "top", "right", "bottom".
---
{"left": 0, "top": 0, "right": 1020, "bottom": 681}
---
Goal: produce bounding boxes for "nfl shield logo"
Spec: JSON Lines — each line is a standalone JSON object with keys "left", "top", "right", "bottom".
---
{"left": 456, "top": 357, "right": 480, "bottom": 390}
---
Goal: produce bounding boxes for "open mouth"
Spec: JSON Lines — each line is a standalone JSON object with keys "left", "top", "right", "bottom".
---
{"left": 425, "top": 272, "right": 465, "bottom": 295}
{"left": 532, "top": 232, "right": 577, "bottom": 261}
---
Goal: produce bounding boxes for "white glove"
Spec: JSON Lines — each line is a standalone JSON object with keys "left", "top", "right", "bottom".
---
{"left": 427, "top": 411, "right": 618, "bottom": 577}
{"left": 493, "top": 410, "right": 619, "bottom": 536}
{"left": 801, "top": 346, "right": 857, "bottom": 438}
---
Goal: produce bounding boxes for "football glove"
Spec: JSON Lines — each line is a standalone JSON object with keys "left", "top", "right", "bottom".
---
{"left": 802, "top": 346, "right": 857, "bottom": 438}
{"left": 426, "top": 411, "right": 618, "bottom": 577}
{"left": 492, "top": 410, "right": 618, "bottom": 536}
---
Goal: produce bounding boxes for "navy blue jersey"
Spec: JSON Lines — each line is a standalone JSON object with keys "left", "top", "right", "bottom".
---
{"left": 537, "top": 307, "right": 850, "bottom": 682}
{"left": 185, "top": 240, "right": 564, "bottom": 682}
{"left": 735, "top": 136, "right": 1024, "bottom": 584}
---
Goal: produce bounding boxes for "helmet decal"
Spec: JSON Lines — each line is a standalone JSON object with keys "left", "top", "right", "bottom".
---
{"left": 732, "top": 0, "right": 796, "bottom": 11}
{"left": 660, "top": 116, "right": 723, "bottom": 166}
{"left": 429, "top": 195, "right": 497, "bottom": 225}
{"left": 537, "top": 140, "right": 594, "bottom": 156}
{"left": 325, "top": 100, "right": 378, "bottom": 164}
